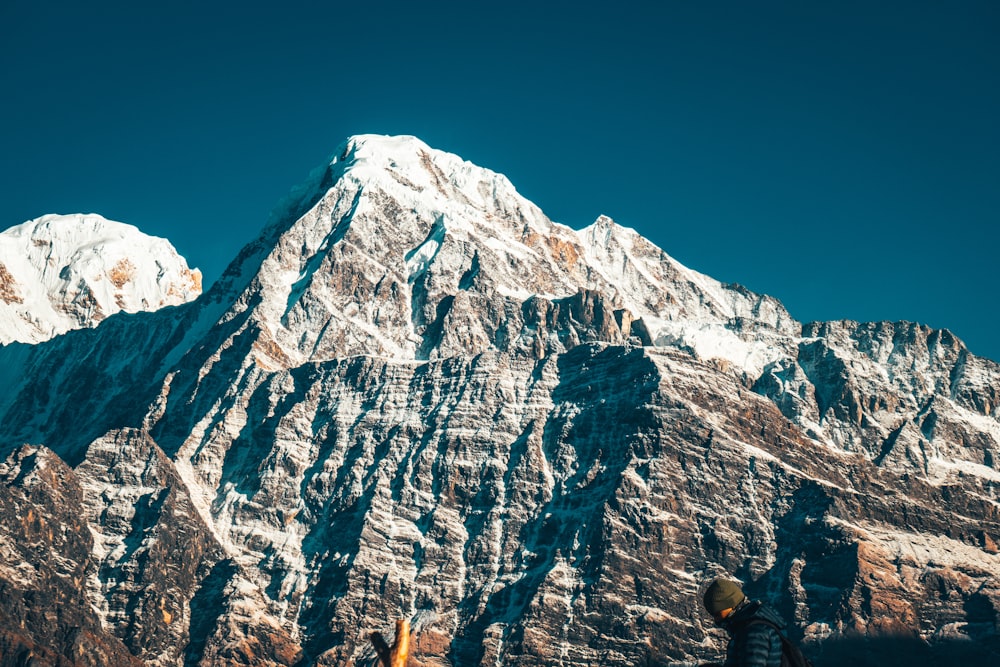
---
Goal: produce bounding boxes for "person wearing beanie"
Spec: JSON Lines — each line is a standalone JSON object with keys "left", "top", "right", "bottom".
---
{"left": 699, "top": 578, "right": 786, "bottom": 667}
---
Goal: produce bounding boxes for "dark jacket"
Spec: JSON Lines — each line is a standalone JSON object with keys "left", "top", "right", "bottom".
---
{"left": 718, "top": 599, "right": 785, "bottom": 667}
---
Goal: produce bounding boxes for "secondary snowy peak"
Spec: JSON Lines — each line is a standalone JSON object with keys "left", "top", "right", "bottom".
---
{"left": 575, "top": 214, "right": 800, "bottom": 371}
{"left": 0, "top": 214, "right": 202, "bottom": 344}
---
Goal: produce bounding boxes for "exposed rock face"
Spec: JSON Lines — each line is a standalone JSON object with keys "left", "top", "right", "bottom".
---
{"left": 0, "top": 214, "right": 202, "bottom": 345}
{"left": 0, "top": 135, "right": 998, "bottom": 666}
{"left": 0, "top": 446, "right": 142, "bottom": 666}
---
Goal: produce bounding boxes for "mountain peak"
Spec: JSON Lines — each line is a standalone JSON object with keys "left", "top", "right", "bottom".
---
{"left": 329, "top": 134, "right": 522, "bottom": 210}
{"left": 338, "top": 133, "right": 431, "bottom": 160}
{"left": 211, "top": 135, "right": 802, "bottom": 373}
{"left": 0, "top": 213, "right": 202, "bottom": 344}
{"left": 334, "top": 134, "right": 456, "bottom": 179}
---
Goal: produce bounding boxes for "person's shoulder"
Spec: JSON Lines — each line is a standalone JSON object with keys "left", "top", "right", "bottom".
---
{"left": 743, "top": 601, "right": 787, "bottom": 631}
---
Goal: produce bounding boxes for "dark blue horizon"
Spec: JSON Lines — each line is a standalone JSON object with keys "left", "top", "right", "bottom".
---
{"left": 2, "top": 1, "right": 998, "bottom": 361}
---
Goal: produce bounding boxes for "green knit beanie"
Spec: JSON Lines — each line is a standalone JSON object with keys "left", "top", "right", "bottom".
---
{"left": 703, "top": 579, "right": 745, "bottom": 614}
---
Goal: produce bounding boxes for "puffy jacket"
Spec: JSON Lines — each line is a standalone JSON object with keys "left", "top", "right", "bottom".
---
{"left": 718, "top": 599, "right": 784, "bottom": 667}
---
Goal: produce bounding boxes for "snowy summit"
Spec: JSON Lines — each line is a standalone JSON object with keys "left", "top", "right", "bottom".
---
{"left": 0, "top": 213, "right": 202, "bottom": 344}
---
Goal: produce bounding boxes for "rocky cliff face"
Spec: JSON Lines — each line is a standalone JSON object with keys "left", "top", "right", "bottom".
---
{"left": 0, "top": 135, "right": 998, "bottom": 666}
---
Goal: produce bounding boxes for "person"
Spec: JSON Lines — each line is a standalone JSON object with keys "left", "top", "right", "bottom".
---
{"left": 699, "top": 578, "right": 785, "bottom": 667}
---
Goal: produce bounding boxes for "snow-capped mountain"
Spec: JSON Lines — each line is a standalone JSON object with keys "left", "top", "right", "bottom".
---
{"left": 0, "top": 213, "right": 202, "bottom": 344}
{"left": 0, "top": 136, "right": 997, "bottom": 667}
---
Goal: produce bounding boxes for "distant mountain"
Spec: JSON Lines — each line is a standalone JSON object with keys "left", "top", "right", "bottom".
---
{"left": 0, "top": 136, "right": 997, "bottom": 667}
{"left": 0, "top": 214, "right": 201, "bottom": 344}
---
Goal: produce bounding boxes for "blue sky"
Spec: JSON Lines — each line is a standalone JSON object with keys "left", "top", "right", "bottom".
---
{"left": 2, "top": 1, "right": 998, "bottom": 361}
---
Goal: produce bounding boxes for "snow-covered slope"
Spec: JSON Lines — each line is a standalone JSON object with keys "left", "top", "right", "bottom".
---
{"left": 201, "top": 135, "right": 797, "bottom": 376}
{"left": 0, "top": 213, "right": 202, "bottom": 344}
{"left": 0, "top": 136, "right": 998, "bottom": 667}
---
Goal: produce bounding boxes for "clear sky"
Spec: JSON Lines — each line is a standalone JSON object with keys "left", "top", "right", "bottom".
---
{"left": 2, "top": 1, "right": 998, "bottom": 361}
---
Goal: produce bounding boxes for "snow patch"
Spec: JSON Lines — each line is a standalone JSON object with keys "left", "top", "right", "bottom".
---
{"left": 406, "top": 216, "right": 446, "bottom": 283}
